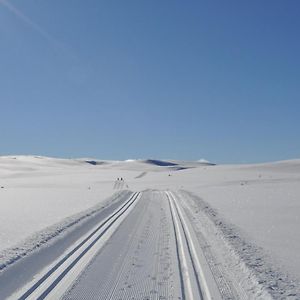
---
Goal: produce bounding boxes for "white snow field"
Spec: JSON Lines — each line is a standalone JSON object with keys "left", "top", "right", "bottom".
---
{"left": 0, "top": 156, "right": 299, "bottom": 299}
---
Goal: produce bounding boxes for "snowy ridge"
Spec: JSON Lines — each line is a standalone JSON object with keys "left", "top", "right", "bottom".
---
{"left": 0, "top": 190, "right": 131, "bottom": 273}
{"left": 242, "top": 159, "right": 300, "bottom": 173}
{"left": 0, "top": 155, "right": 215, "bottom": 175}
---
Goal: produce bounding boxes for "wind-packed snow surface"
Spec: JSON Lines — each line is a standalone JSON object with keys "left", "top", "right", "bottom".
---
{"left": 0, "top": 155, "right": 299, "bottom": 298}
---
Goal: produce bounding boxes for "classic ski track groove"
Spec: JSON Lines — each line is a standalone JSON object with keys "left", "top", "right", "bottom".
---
{"left": 167, "top": 191, "right": 220, "bottom": 300}
{"left": 179, "top": 192, "right": 246, "bottom": 299}
{"left": 14, "top": 192, "right": 141, "bottom": 300}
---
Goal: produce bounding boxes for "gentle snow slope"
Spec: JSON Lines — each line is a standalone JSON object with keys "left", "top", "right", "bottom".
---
{"left": 0, "top": 155, "right": 299, "bottom": 286}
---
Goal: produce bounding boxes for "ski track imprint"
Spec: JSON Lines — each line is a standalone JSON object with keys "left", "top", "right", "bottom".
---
{"left": 63, "top": 191, "right": 182, "bottom": 300}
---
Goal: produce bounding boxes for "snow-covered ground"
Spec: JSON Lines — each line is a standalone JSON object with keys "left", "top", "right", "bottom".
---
{"left": 129, "top": 160, "right": 300, "bottom": 281}
{"left": 0, "top": 155, "right": 299, "bottom": 297}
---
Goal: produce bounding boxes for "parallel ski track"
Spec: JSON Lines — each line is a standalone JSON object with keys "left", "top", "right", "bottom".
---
{"left": 166, "top": 191, "right": 212, "bottom": 300}
{"left": 16, "top": 192, "right": 141, "bottom": 300}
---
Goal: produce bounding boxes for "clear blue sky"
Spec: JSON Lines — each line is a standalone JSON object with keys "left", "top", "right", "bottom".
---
{"left": 0, "top": 0, "right": 299, "bottom": 163}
